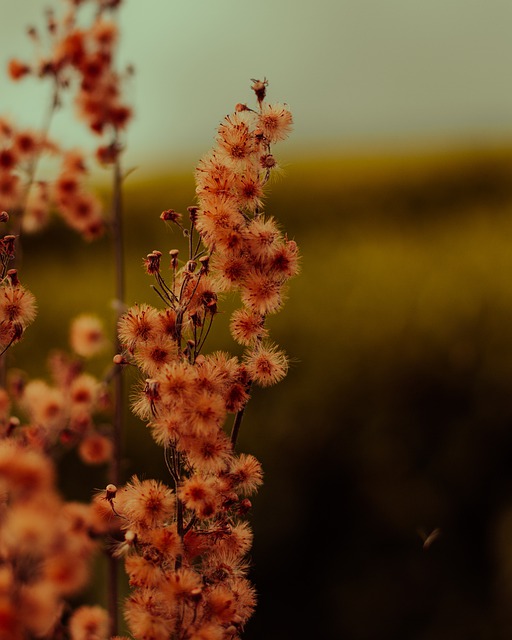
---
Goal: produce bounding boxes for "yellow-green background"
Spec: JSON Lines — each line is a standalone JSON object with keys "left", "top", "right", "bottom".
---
{"left": 3, "top": 1, "right": 512, "bottom": 638}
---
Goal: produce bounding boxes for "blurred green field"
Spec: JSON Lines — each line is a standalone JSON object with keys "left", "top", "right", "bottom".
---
{"left": 12, "top": 145, "right": 512, "bottom": 639}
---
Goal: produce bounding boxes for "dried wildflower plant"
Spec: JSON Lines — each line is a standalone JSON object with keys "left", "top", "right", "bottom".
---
{"left": 0, "top": 2, "right": 132, "bottom": 636}
{"left": 3, "top": 0, "right": 133, "bottom": 242}
{"left": 113, "top": 80, "right": 299, "bottom": 639}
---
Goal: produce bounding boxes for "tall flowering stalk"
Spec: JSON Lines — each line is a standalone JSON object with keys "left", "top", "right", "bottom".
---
{"left": 113, "top": 80, "right": 299, "bottom": 639}
{"left": 4, "top": 1, "right": 132, "bottom": 634}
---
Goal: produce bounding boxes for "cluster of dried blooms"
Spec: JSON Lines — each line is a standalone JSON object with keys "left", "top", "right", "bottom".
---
{"left": 112, "top": 79, "right": 299, "bottom": 640}
{"left": 0, "top": 110, "right": 105, "bottom": 239}
{"left": 0, "top": 439, "right": 108, "bottom": 637}
{"left": 3, "top": 0, "right": 133, "bottom": 241}
{"left": 0, "top": 436, "right": 134, "bottom": 637}
{"left": 0, "top": 216, "right": 37, "bottom": 355}
{"left": 8, "top": 0, "right": 131, "bottom": 153}
{"left": 1, "top": 315, "right": 113, "bottom": 466}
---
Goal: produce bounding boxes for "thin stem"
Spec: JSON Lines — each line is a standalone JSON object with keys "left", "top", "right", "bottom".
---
{"left": 195, "top": 311, "right": 214, "bottom": 357}
{"left": 230, "top": 381, "right": 254, "bottom": 448}
{"left": 110, "top": 131, "right": 124, "bottom": 487}
{"left": 13, "top": 79, "right": 60, "bottom": 264}
{"left": 155, "top": 271, "right": 178, "bottom": 304}
{"left": 108, "top": 130, "right": 125, "bottom": 638}
{"left": 151, "top": 283, "right": 174, "bottom": 307}
{"left": 188, "top": 220, "right": 194, "bottom": 260}
{"left": 230, "top": 407, "right": 246, "bottom": 449}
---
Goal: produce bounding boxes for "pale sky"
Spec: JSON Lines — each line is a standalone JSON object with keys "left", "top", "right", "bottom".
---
{"left": 1, "top": 0, "right": 512, "bottom": 174}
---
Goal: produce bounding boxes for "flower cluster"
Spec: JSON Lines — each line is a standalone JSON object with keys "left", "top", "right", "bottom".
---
{"left": 0, "top": 217, "right": 37, "bottom": 354}
{"left": 8, "top": 0, "right": 132, "bottom": 146}
{"left": 0, "top": 315, "right": 112, "bottom": 467}
{"left": 2, "top": 0, "right": 134, "bottom": 240}
{"left": 0, "top": 440, "right": 103, "bottom": 638}
{"left": 0, "top": 114, "right": 105, "bottom": 239}
{"left": 0, "top": 117, "right": 54, "bottom": 214}
{"left": 113, "top": 81, "right": 299, "bottom": 639}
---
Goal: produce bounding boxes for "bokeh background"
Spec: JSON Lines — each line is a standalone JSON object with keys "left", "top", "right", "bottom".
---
{"left": 3, "top": 1, "right": 512, "bottom": 638}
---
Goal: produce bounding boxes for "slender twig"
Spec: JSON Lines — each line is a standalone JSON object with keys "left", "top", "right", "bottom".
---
{"left": 230, "top": 406, "right": 246, "bottom": 449}
{"left": 155, "top": 271, "right": 178, "bottom": 304}
{"left": 195, "top": 311, "right": 214, "bottom": 357}
{"left": 110, "top": 130, "right": 124, "bottom": 487}
{"left": 108, "top": 129, "right": 125, "bottom": 638}
{"left": 151, "top": 284, "right": 174, "bottom": 307}
{"left": 12, "top": 78, "right": 61, "bottom": 265}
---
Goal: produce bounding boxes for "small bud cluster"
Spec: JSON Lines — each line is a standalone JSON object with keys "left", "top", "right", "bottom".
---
{"left": 115, "top": 81, "right": 299, "bottom": 639}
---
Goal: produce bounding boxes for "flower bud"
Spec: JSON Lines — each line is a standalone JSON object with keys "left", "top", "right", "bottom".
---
{"left": 251, "top": 78, "right": 268, "bottom": 103}
{"left": 144, "top": 251, "right": 162, "bottom": 275}
{"left": 106, "top": 484, "right": 117, "bottom": 500}
{"left": 160, "top": 209, "right": 182, "bottom": 224}
{"left": 187, "top": 206, "right": 199, "bottom": 224}
{"left": 2, "top": 235, "right": 16, "bottom": 258}
{"left": 260, "top": 154, "right": 276, "bottom": 169}
{"left": 169, "top": 249, "right": 179, "bottom": 270}
{"left": 199, "top": 255, "right": 209, "bottom": 274}
{"left": 6, "top": 269, "right": 19, "bottom": 287}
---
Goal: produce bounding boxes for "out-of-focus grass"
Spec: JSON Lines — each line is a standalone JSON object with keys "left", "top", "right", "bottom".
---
{"left": 13, "top": 145, "right": 512, "bottom": 639}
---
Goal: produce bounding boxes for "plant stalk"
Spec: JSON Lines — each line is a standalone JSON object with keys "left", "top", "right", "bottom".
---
{"left": 108, "top": 132, "right": 125, "bottom": 637}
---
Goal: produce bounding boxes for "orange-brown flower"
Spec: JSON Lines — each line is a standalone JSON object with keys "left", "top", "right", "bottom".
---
{"left": 257, "top": 103, "right": 293, "bottom": 143}
{"left": 180, "top": 476, "right": 220, "bottom": 519}
{"left": 246, "top": 216, "right": 280, "bottom": 260}
{"left": 133, "top": 334, "right": 178, "bottom": 377}
{"left": 229, "top": 308, "right": 266, "bottom": 345}
{"left": 157, "top": 361, "right": 195, "bottom": 406}
{"left": 0, "top": 171, "right": 21, "bottom": 209}
{"left": 69, "top": 605, "right": 109, "bottom": 640}
{"left": 216, "top": 112, "right": 256, "bottom": 166}
{"left": 90, "top": 19, "right": 118, "bottom": 49}
{"left": 146, "top": 524, "right": 182, "bottom": 558}
{"left": 78, "top": 433, "right": 113, "bottom": 465}
{"left": 185, "top": 431, "right": 232, "bottom": 475}
{"left": 118, "top": 304, "right": 160, "bottom": 352}
{"left": 7, "top": 59, "right": 31, "bottom": 81}
{"left": 70, "top": 314, "right": 108, "bottom": 357}
{"left": 244, "top": 342, "right": 289, "bottom": 387}
{"left": 22, "top": 380, "right": 65, "bottom": 433}
{"left": 122, "top": 476, "right": 175, "bottom": 530}
{"left": 269, "top": 239, "right": 301, "bottom": 279}
{"left": 13, "top": 130, "right": 42, "bottom": 158}
{"left": 125, "top": 555, "right": 166, "bottom": 589}
{"left": 124, "top": 587, "right": 175, "bottom": 640}
{"left": 240, "top": 271, "right": 283, "bottom": 315}
{"left": 0, "top": 285, "right": 37, "bottom": 327}
{"left": 0, "top": 441, "right": 54, "bottom": 498}
{"left": 184, "top": 389, "right": 226, "bottom": 436}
